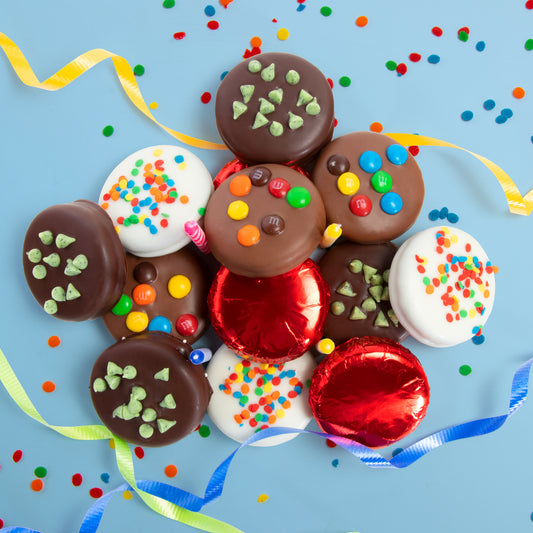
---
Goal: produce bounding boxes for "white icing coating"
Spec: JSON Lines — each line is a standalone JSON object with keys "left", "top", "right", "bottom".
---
{"left": 99, "top": 145, "right": 213, "bottom": 257}
{"left": 388, "top": 226, "right": 496, "bottom": 348}
{"left": 206, "top": 345, "right": 316, "bottom": 447}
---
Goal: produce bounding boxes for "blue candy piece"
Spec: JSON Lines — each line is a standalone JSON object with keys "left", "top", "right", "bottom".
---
{"left": 428, "top": 209, "right": 440, "bottom": 221}
{"left": 386, "top": 144, "right": 408, "bottom": 166}
{"left": 380, "top": 192, "right": 403, "bottom": 215}
{"left": 147, "top": 316, "right": 172, "bottom": 334}
{"left": 359, "top": 151, "right": 382, "bottom": 173}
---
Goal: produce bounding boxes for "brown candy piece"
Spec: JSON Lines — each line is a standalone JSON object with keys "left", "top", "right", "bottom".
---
{"left": 90, "top": 332, "right": 212, "bottom": 447}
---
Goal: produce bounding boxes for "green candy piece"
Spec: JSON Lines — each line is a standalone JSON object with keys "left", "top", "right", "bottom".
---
{"left": 374, "top": 310, "right": 389, "bottom": 327}
{"left": 387, "top": 309, "right": 399, "bottom": 327}
{"left": 55, "top": 233, "right": 76, "bottom": 249}
{"left": 233, "top": 101, "right": 247, "bottom": 120}
{"left": 269, "top": 121, "right": 283, "bottom": 137}
{"left": 370, "top": 274, "right": 383, "bottom": 286}
{"left": 142, "top": 408, "right": 157, "bottom": 422}
{"left": 113, "top": 404, "right": 139, "bottom": 421}
{"left": 305, "top": 97, "right": 321, "bottom": 116}
{"left": 361, "top": 298, "right": 377, "bottom": 312}
{"left": 240, "top": 84, "right": 255, "bottom": 104}
{"left": 92, "top": 378, "right": 107, "bottom": 393}
{"left": 66, "top": 283, "right": 81, "bottom": 301}
{"left": 26, "top": 249, "right": 42, "bottom": 263}
{"left": 297, "top": 89, "right": 313, "bottom": 106}
{"left": 64, "top": 259, "right": 82, "bottom": 276}
{"left": 107, "top": 362, "right": 123, "bottom": 376}
{"left": 363, "top": 265, "right": 378, "bottom": 284}
{"left": 32, "top": 265, "right": 47, "bottom": 280}
{"left": 51, "top": 286, "right": 66, "bottom": 302}
{"left": 382, "top": 269, "right": 390, "bottom": 283}
{"left": 369, "top": 285, "right": 383, "bottom": 302}
{"left": 252, "top": 112, "right": 269, "bottom": 129}
{"left": 348, "top": 259, "right": 363, "bottom": 274}
{"left": 259, "top": 97, "right": 275, "bottom": 115}
{"left": 285, "top": 69, "right": 300, "bottom": 85}
{"left": 330, "top": 301, "right": 345, "bottom": 316}
{"left": 261, "top": 63, "right": 275, "bottom": 82}
{"left": 104, "top": 374, "right": 121, "bottom": 390}
{"left": 39, "top": 231, "right": 54, "bottom": 245}
{"left": 159, "top": 393, "right": 176, "bottom": 409}
{"left": 139, "top": 424, "right": 154, "bottom": 439}
{"left": 288, "top": 112, "right": 304, "bottom": 130}
{"left": 127, "top": 398, "right": 143, "bottom": 415}
{"left": 122, "top": 365, "right": 137, "bottom": 379}
{"left": 268, "top": 88, "right": 283, "bottom": 104}
{"left": 248, "top": 59, "right": 261, "bottom": 73}
{"left": 157, "top": 419, "right": 177, "bottom": 434}
{"left": 43, "top": 299, "right": 57, "bottom": 315}
{"left": 43, "top": 253, "right": 60, "bottom": 267}
{"left": 154, "top": 368, "right": 169, "bottom": 381}
{"left": 286, "top": 186, "right": 310, "bottom": 208}
{"left": 131, "top": 386, "right": 147, "bottom": 401}
{"left": 72, "top": 254, "right": 88, "bottom": 270}
{"left": 381, "top": 286, "right": 390, "bottom": 301}
{"left": 336, "top": 281, "right": 356, "bottom": 297}
{"left": 349, "top": 306, "right": 366, "bottom": 320}
{"left": 111, "top": 294, "right": 132, "bottom": 316}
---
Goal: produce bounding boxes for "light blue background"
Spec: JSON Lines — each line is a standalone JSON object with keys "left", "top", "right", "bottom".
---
{"left": 1, "top": 1, "right": 533, "bottom": 532}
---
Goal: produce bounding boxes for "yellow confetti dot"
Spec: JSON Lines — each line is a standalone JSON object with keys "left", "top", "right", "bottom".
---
{"left": 109, "top": 438, "right": 115, "bottom": 449}
{"left": 119, "top": 178, "right": 128, "bottom": 188}
{"left": 276, "top": 409, "right": 285, "bottom": 418}
{"left": 123, "top": 490, "right": 133, "bottom": 500}
{"left": 263, "top": 382, "right": 273, "bottom": 393}
{"left": 337, "top": 172, "right": 360, "bottom": 195}
{"left": 469, "top": 309, "right": 477, "bottom": 318}
{"left": 178, "top": 162, "right": 187, "bottom": 170}
{"left": 149, "top": 101, "right": 159, "bottom": 110}
{"left": 227, "top": 200, "right": 249, "bottom": 221}
{"left": 153, "top": 148, "right": 163, "bottom": 157}
{"left": 125, "top": 193, "right": 133, "bottom": 201}
{"left": 258, "top": 493, "right": 269, "bottom": 503}
{"left": 168, "top": 275, "right": 192, "bottom": 299}
{"left": 235, "top": 363, "right": 243, "bottom": 373}
{"left": 277, "top": 27, "right": 289, "bottom": 41}
{"left": 126, "top": 311, "right": 149, "bottom": 333}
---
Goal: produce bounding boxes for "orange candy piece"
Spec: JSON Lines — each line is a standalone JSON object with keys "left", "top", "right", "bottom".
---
{"left": 132, "top": 284, "right": 156, "bottom": 305}
{"left": 229, "top": 175, "right": 252, "bottom": 197}
{"left": 237, "top": 225, "right": 260, "bottom": 246}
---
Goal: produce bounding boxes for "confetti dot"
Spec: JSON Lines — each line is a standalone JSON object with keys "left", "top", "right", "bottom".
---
{"left": 102, "top": 125, "right": 114, "bottom": 137}
{"left": 339, "top": 76, "right": 351, "bottom": 87}
{"left": 134, "top": 447, "right": 145, "bottom": 459}
{"left": 432, "top": 26, "right": 443, "bottom": 37}
{"left": 162, "top": 0, "right": 175, "bottom": 7}
{"left": 327, "top": 77, "right": 334, "bottom": 88}
{"left": 165, "top": 464, "right": 178, "bottom": 478}
{"left": 370, "top": 122, "right": 383, "bottom": 133}
{"left": 501, "top": 107, "right": 513, "bottom": 118}
{"left": 525, "top": 39, "right": 533, "bottom": 51}
{"left": 513, "top": 87, "right": 525, "bottom": 99}
{"left": 250, "top": 36, "right": 262, "bottom": 48}
{"left": 396, "top": 63, "right": 407, "bottom": 75}
{"left": 173, "top": 32, "right": 186, "bottom": 40}
{"left": 0, "top": 519, "right": 4, "bottom": 528}
{"left": 458, "top": 30, "right": 469, "bottom": 42}
{"left": 472, "top": 334, "right": 485, "bottom": 345}
{"left": 408, "top": 146, "right": 420, "bottom": 156}
{"left": 109, "top": 439, "right": 115, "bottom": 450}
{"left": 89, "top": 488, "right": 103, "bottom": 499}
{"left": 355, "top": 16, "right": 368, "bottom": 27}
{"left": 277, "top": 27, "right": 289, "bottom": 40}
{"left": 42, "top": 381, "right": 56, "bottom": 393}
{"left": 409, "top": 53, "right": 422, "bottom": 62}
{"left": 72, "top": 473, "right": 83, "bottom": 486}
{"left": 207, "top": 20, "right": 219, "bottom": 30}
{"left": 320, "top": 6, "right": 332, "bottom": 16}
{"left": 100, "top": 473, "right": 110, "bottom": 484}
{"left": 200, "top": 92, "right": 212, "bottom": 104}
{"left": 199, "top": 425, "right": 211, "bottom": 438}
{"left": 204, "top": 4, "right": 216, "bottom": 16}
{"left": 133, "top": 64, "right": 145, "bottom": 76}
{"left": 527, "top": 0, "right": 533, "bottom": 8}
{"left": 34, "top": 466, "right": 47, "bottom": 478}
{"left": 447, "top": 212, "right": 459, "bottom": 223}
{"left": 12, "top": 450, "right": 23, "bottom": 463}
{"left": 332, "top": 459, "right": 339, "bottom": 468}
{"left": 325, "top": 438, "right": 337, "bottom": 448}
{"left": 123, "top": 490, "right": 133, "bottom": 500}
{"left": 258, "top": 493, "right": 269, "bottom": 503}
{"left": 47, "top": 335, "right": 61, "bottom": 348}
{"left": 461, "top": 110, "right": 473, "bottom": 121}
{"left": 495, "top": 115, "right": 507, "bottom": 124}
{"left": 392, "top": 447, "right": 404, "bottom": 456}
{"left": 459, "top": 364, "right": 472, "bottom": 376}
{"left": 483, "top": 99, "right": 496, "bottom": 110}
{"left": 385, "top": 60, "right": 397, "bottom": 71}
{"left": 475, "top": 41, "right": 486, "bottom": 52}
{"left": 428, "top": 54, "right": 440, "bottom": 64}
{"left": 149, "top": 102, "right": 158, "bottom": 110}
{"left": 31, "top": 479, "right": 44, "bottom": 492}
{"left": 428, "top": 209, "right": 440, "bottom": 221}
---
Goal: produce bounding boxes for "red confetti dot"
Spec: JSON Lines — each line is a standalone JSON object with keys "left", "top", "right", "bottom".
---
{"left": 12, "top": 450, "right": 23, "bottom": 463}
{"left": 0, "top": 519, "right": 4, "bottom": 528}
{"left": 408, "top": 146, "right": 420, "bottom": 156}
{"left": 207, "top": 20, "right": 219, "bottom": 30}
{"left": 160, "top": 218, "right": 169, "bottom": 228}
{"left": 47, "top": 335, "right": 61, "bottom": 348}
{"left": 134, "top": 447, "right": 145, "bottom": 459}
{"left": 173, "top": 31, "right": 186, "bottom": 40}
{"left": 333, "top": 117, "right": 338, "bottom": 127}
{"left": 327, "top": 77, "right": 334, "bottom": 89}
{"left": 72, "top": 473, "right": 83, "bottom": 486}
{"left": 200, "top": 91, "right": 212, "bottom": 104}
{"left": 89, "top": 487, "right": 104, "bottom": 499}
{"left": 527, "top": 0, "right": 533, "bottom": 8}
{"left": 409, "top": 53, "right": 422, "bottom": 62}
{"left": 396, "top": 63, "right": 407, "bottom": 75}
{"left": 458, "top": 26, "right": 470, "bottom": 35}
{"left": 432, "top": 26, "right": 443, "bottom": 37}
{"left": 326, "top": 438, "right": 337, "bottom": 448}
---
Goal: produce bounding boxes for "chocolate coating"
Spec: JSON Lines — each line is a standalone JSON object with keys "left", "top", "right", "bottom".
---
{"left": 319, "top": 242, "right": 407, "bottom": 344}
{"left": 215, "top": 52, "right": 335, "bottom": 165}
{"left": 205, "top": 164, "right": 326, "bottom": 278}
{"left": 312, "top": 131, "right": 425, "bottom": 243}
{"left": 102, "top": 247, "right": 210, "bottom": 343}
{"left": 90, "top": 332, "right": 212, "bottom": 447}
{"left": 22, "top": 200, "right": 126, "bottom": 321}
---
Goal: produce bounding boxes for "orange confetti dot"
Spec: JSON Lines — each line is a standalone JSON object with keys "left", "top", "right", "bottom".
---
{"left": 234, "top": 414, "right": 243, "bottom": 424}
{"left": 513, "top": 86, "right": 525, "bottom": 99}
{"left": 47, "top": 335, "right": 61, "bottom": 348}
{"left": 370, "top": 122, "right": 383, "bottom": 133}
{"left": 31, "top": 479, "right": 44, "bottom": 492}
{"left": 42, "top": 381, "right": 55, "bottom": 393}
{"left": 268, "top": 415, "right": 277, "bottom": 424}
{"left": 241, "top": 409, "right": 251, "bottom": 420}
{"left": 250, "top": 36, "right": 262, "bottom": 48}
{"left": 237, "top": 225, "right": 260, "bottom": 246}
{"left": 101, "top": 202, "right": 109, "bottom": 210}
{"left": 241, "top": 384, "right": 250, "bottom": 394}
{"left": 356, "top": 15, "right": 368, "bottom": 27}
{"left": 229, "top": 174, "right": 252, "bottom": 197}
{"left": 425, "top": 285, "right": 434, "bottom": 295}
{"left": 220, "top": 0, "right": 233, "bottom": 6}
{"left": 123, "top": 490, "right": 133, "bottom": 500}
{"left": 179, "top": 195, "right": 189, "bottom": 204}
{"left": 164, "top": 464, "right": 178, "bottom": 478}
{"left": 132, "top": 284, "right": 156, "bottom": 305}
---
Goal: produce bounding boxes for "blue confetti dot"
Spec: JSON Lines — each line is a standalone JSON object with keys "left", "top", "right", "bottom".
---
{"left": 331, "top": 459, "right": 339, "bottom": 468}
{"left": 495, "top": 115, "right": 507, "bottom": 124}
{"left": 132, "top": 206, "right": 141, "bottom": 214}
{"left": 439, "top": 207, "right": 449, "bottom": 219}
{"left": 220, "top": 71, "right": 228, "bottom": 80}
{"left": 386, "top": 144, "right": 408, "bottom": 166}
{"left": 461, "top": 110, "right": 474, "bottom": 121}
{"left": 475, "top": 41, "right": 486, "bottom": 52}
{"left": 447, "top": 212, "right": 459, "bottom": 223}
{"left": 148, "top": 316, "right": 172, "bottom": 334}
{"left": 392, "top": 448, "right": 403, "bottom": 457}
{"left": 101, "top": 473, "right": 110, "bottom": 484}
{"left": 174, "top": 155, "right": 185, "bottom": 164}
{"left": 380, "top": 192, "right": 403, "bottom": 215}
{"left": 472, "top": 334, "right": 485, "bottom": 345}
{"left": 428, "top": 54, "right": 440, "bottom": 64}
{"left": 204, "top": 4, "right": 215, "bottom": 16}
{"left": 359, "top": 151, "right": 382, "bottom": 173}
{"left": 501, "top": 108, "right": 513, "bottom": 118}
{"left": 149, "top": 225, "right": 158, "bottom": 235}
{"left": 428, "top": 209, "right": 440, "bottom": 221}
{"left": 297, "top": 3, "right": 306, "bottom": 10}
{"left": 531, "top": 136, "right": 533, "bottom": 143}
{"left": 483, "top": 99, "right": 496, "bottom": 110}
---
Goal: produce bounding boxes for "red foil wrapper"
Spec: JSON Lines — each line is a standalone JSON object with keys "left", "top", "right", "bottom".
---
{"left": 309, "top": 337, "right": 430, "bottom": 448}
{"left": 208, "top": 259, "right": 329, "bottom": 363}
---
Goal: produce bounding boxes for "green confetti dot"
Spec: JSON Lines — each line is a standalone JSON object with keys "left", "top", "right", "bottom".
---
{"left": 162, "top": 0, "right": 175, "bottom": 7}
{"left": 458, "top": 31, "right": 469, "bottom": 42}
{"left": 198, "top": 207, "right": 206, "bottom": 216}
{"left": 459, "top": 364, "right": 472, "bottom": 376}
{"left": 133, "top": 64, "right": 145, "bottom": 76}
{"left": 525, "top": 39, "right": 533, "bottom": 51}
{"left": 198, "top": 425, "right": 211, "bottom": 438}
{"left": 34, "top": 466, "right": 47, "bottom": 478}
{"left": 339, "top": 76, "right": 351, "bottom": 87}
{"left": 385, "top": 60, "right": 398, "bottom": 71}
{"left": 320, "top": 6, "right": 332, "bottom": 16}
{"left": 102, "top": 125, "right": 114, "bottom": 137}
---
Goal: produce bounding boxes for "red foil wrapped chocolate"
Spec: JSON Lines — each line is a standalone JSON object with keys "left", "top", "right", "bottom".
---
{"left": 208, "top": 259, "right": 329, "bottom": 363}
{"left": 309, "top": 337, "right": 430, "bottom": 448}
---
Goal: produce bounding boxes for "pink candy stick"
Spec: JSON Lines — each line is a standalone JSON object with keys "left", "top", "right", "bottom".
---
{"left": 184, "top": 220, "right": 210, "bottom": 254}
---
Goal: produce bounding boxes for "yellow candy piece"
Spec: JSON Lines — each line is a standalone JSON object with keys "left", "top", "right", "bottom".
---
{"left": 227, "top": 200, "right": 249, "bottom": 221}
{"left": 125, "top": 311, "right": 149, "bottom": 333}
{"left": 167, "top": 275, "right": 191, "bottom": 299}
{"left": 337, "top": 172, "right": 360, "bottom": 196}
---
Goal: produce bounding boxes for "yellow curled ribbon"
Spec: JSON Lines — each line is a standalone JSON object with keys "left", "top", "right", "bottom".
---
{"left": 0, "top": 347, "right": 242, "bottom": 533}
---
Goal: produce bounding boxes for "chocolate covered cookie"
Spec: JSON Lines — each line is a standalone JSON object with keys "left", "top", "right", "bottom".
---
{"left": 90, "top": 332, "right": 212, "bottom": 447}
{"left": 215, "top": 52, "right": 334, "bottom": 166}
{"left": 22, "top": 200, "right": 126, "bottom": 321}
{"left": 311, "top": 131, "right": 424, "bottom": 243}
{"left": 204, "top": 164, "right": 326, "bottom": 278}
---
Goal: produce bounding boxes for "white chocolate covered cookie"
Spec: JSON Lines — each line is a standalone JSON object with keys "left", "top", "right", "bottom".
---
{"left": 99, "top": 145, "right": 213, "bottom": 257}
{"left": 388, "top": 226, "right": 497, "bottom": 347}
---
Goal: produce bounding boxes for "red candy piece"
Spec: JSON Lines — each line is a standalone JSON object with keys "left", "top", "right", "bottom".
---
{"left": 208, "top": 259, "right": 329, "bottom": 363}
{"left": 268, "top": 178, "right": 291, "bottom": 198}
{"left": 349, "top": 194, "right": 372, "bottom": 216}
{"left": 309, "top": 337, "right": 430, "bottom": 448}
{"left": 176, "top": 314, "right": 198, "bottom": 336}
